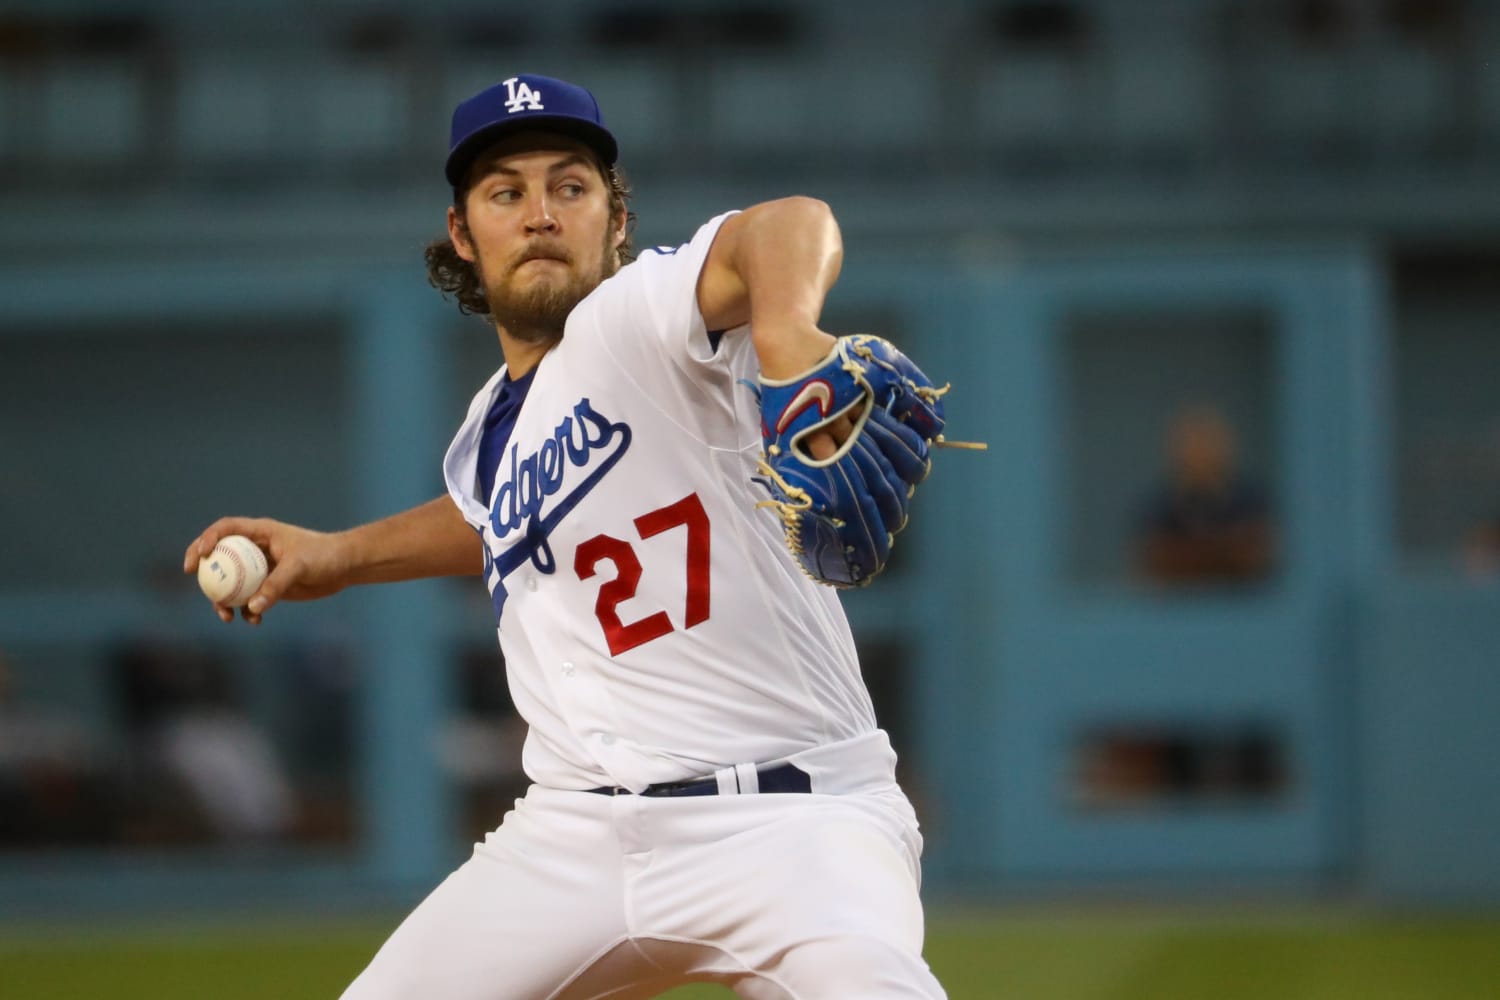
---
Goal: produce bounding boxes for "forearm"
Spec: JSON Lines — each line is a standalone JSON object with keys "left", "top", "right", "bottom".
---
{"left": 707, "top": 197, "right": 843, "bottom": 378}
{"left": 339, "top": 495, "right": 483, "bottom": 585}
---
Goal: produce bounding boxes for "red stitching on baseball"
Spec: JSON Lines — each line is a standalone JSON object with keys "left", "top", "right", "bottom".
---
{"left": 220, "top": 544, "right": 247, "bottom": 603}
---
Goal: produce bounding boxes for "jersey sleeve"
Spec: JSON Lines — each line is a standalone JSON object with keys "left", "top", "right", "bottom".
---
{"left": 563, "top": 211, "right": 760, "bottom": 446}
{"left": 632, "top": 211, "right": 741, "bottom": 365}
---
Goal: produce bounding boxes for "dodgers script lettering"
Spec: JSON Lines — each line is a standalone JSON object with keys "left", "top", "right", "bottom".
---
{"left": 489, "top": 398, "right": 632, "bottom": 576}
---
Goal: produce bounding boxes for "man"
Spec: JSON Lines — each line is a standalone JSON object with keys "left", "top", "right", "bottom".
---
{"left": 184, "top": 74, "right": 947, "bottom": 998}
{"left": 1138, "top": 405, "right": 1275, "bottom": 585}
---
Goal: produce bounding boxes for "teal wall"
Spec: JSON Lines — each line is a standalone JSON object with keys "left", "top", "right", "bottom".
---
{"left": 1, "top": 242, "right": 1497, "bottom": 911}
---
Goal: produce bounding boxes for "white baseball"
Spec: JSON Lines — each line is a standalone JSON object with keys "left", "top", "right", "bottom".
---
{"left": 197, "top": 535, "right": 269, "bottom": 607}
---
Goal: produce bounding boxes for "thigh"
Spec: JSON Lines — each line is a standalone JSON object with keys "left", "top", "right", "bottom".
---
{"left": 635, "top": 793, "right": 946, "bottom": 999}
{"left": 341, "top": 789, "right": 639, "bottom": 1000}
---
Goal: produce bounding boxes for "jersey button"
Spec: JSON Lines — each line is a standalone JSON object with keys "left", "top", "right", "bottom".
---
{"left": 600, "top": 733, "right": 616, "bottom": 746}
{"left": 561, "top": 661, "right": 576, "bottom": 677}
{"left": 526, "top": 575, "right": 538, "bottom": 592}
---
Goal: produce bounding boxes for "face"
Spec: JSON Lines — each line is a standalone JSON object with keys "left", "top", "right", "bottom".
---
{"left": 1169, "top": 409, "right": 1235, "bottom": 488}
{"left": 449, "top": 133, "right": 625, "bottom": 343}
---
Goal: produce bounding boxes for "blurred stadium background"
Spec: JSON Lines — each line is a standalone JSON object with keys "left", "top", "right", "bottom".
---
{"left": 2, "top": 0, "right": 1499, "bottom": 996}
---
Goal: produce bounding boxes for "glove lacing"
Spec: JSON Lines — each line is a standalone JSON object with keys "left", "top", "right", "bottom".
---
{"left": 753, "top": 457, "right": 821, "bottom": 564}
{"left": 849, "top": 341, "right": 952, "bottom": 411}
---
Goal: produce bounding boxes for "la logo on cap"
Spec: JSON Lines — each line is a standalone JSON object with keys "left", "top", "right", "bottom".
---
{"left": 503, "top": 77, "right": 544, "bottom": 114}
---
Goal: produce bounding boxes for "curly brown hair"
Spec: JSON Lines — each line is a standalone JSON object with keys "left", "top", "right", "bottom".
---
{"left": 424, "top": 163, "right": 636, "bottom": 317}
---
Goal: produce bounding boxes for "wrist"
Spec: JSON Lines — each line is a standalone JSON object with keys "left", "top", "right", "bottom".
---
{"left": 753, "top": 326, "right": 837, "bottom": 381}
{"left": 327, "top": 527, "right": 367, "bottom": 586}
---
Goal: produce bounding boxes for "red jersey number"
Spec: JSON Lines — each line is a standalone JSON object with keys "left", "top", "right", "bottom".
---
{"left": 574, "top": 492, "right": 711, "bottom": 656}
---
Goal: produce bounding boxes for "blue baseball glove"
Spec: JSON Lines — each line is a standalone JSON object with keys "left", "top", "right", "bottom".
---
{"left": 753, "top": 335, "right": 947, "bottom": 588}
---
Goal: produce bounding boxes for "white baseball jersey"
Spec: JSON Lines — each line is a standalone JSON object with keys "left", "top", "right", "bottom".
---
{"left": 442, "top": 212, "right": 883, "bottom": 793}
{"left": 348, "top": 211, "right": 944, "bottom": 1000}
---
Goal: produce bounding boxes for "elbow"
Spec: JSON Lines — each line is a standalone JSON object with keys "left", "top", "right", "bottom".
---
{"left": 774, "top": 195, "right": 837, "bottom": 234}
{"left": 749, "top": 196, "right": 843, "bottom": 279}
{"left": 743, "top": 196, "right": 839, "bottom": 241}
{"left": 780, "top": 194, "right": 833, "bottom": 218}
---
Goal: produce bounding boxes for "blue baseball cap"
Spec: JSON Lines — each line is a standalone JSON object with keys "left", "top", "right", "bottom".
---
{"left": 445, "top": 74, "right": 619, "bottom": 189}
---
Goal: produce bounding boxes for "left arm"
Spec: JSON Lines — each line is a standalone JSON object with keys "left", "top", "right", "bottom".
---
{"left": 696, "top": 196, "right": 842, "bottom": 379}
{"left": 699, "top": 201, "right": 950, "bottom": 588}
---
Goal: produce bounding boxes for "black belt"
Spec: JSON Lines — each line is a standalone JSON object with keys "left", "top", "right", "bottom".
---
{"left": 586, "top": 762, "right": 812, "bottom": 797}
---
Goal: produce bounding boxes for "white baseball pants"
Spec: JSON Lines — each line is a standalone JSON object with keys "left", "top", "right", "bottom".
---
{"left": 340, "top": 775, "right": 944, "bottom": 998}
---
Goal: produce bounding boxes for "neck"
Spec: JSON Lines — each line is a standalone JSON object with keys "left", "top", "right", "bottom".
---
{"left": 497, "top": 326, "right": 562, "bottom": 378}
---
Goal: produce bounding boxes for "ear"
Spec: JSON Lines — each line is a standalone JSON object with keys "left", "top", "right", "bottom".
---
{"left": 611, "top": 210, "right": 628, "bottom": 256}
{"left": 448, "top": 205, "right": 477, "bottom": 263}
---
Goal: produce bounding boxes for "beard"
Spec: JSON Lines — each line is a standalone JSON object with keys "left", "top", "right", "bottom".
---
{"left": 477, "top": 231, "right": 617, "bottom": 345}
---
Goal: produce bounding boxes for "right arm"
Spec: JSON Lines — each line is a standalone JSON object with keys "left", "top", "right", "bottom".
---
{"left": 695, "top": 196, "right": 842, "bottom": 380}
{"left": 695, "top": 197, "right": 850, "bottom": 458}
{"left": 182, "top": 495, "right": 482, "bottom": 624}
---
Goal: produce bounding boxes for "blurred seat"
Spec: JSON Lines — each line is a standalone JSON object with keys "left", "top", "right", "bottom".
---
{"left": 304, "top": 59, "right": 409, "bottom": 160}
{"left": 0, "top": 67, "right": 13, "bottom": 164}
{"left": 1102, "top": 31, "right": 1217, "bottom": 156}
{"left": 37, "top": 58, "right": 146, "bottom": 163}
{"left": 1246, "top": 48, "right": 1360, "bottom": 151}
{"left": 180, "top": 54, "right": 409, "bottom": 164}
{"left": 974, "top": 51, "right": 1095, "bottom": 155}
{"left": 176, "top": 56, "right": 281, "bottom": 160}
{"left": 1478, "top": 20, "right": 1500, "bottom": 147}
{"left": 706, "top": 49, "right": 941, "bottom": 157}
{"left": 1364, "top": 42, "right": 1457, "bottom": 151}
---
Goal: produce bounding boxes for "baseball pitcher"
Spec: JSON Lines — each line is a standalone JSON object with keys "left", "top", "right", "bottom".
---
{"left": 184, "top": 74, "right": 952, "bottom": 999}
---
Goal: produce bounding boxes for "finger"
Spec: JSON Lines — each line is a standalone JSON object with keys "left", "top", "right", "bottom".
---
{"left": 827, "top": 412, "right": 856, "bottom": 445}
{"left": 804, "top": 411, "right": 859, "bottom": 462}
{"left": 240, "top": 607, "right": 263, "bottom": 626}
{"left": 184, "top": 516, "right": 269, "bottom": 572}
{"left": 805, "top": 429, "right": 837, "bottom": 461}
{"left": 213, "top": 604, "right": 234, "bottom": 624}
{"left": 185, "top": 532, "right": 217, "bottom": 573}
{"left": 185, "top": 518, "right": 241, "bottom": 571}
{"left": 245, "top": 556, "right": 300, "bottom": 617}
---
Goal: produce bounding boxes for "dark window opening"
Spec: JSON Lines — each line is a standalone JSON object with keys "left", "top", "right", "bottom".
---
{"left": 1072, "top": 721, "right": 1290, "bottom": 810}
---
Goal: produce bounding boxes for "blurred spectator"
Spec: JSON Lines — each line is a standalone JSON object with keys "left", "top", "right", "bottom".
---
{"left": 1463, "top": 511, "right": 1500, "bottom": 581}
{"left": 113, "top": 641, "right": 295, "bottom": 844}
{"left": 1137, "top": 406, "right": 1275, "bottom": 585}
{"left": 0, "top": 650, "right": 104, "bottom": 846}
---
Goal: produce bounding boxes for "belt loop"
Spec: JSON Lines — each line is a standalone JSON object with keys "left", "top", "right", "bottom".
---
{"left": 734, "top": 762, "right": 759, "bottom": 795}
{"left": 713, "top": 766, "right": 739, "bottom": 795}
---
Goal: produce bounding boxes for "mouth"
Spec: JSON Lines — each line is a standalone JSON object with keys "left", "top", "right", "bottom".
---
{"left": 515, "top": 245, "right": 572, "bottom": 273}
{"left": 513, "top": 257, "right": 569, "bottom": 281}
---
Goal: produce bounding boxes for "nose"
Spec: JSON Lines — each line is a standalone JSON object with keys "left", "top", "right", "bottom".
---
{"left": 524, "top": 194, "right": 559, "bottom": 235}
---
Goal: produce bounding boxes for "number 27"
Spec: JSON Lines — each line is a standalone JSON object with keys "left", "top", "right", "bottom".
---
{"left": 574, "top": 493, "right": 710, "bottom": 656}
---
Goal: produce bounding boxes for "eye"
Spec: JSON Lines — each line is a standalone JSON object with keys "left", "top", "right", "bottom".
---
{"left": 558, "top": 182, "right": 585, "bottom": 199}
{"left": 489, "top": 187, "right": 521, "bottom": 203}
